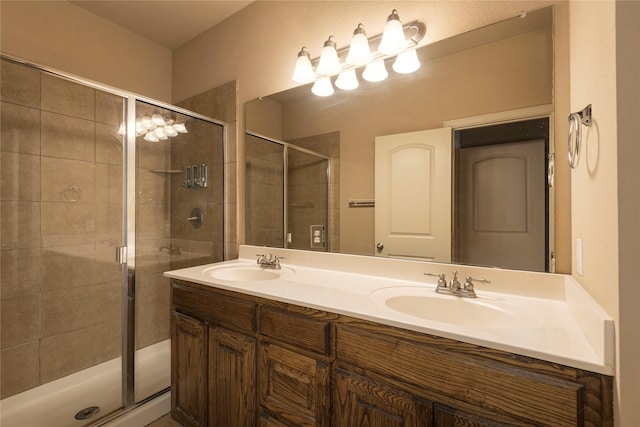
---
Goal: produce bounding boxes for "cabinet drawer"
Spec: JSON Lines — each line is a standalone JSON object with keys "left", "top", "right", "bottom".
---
{"left": 336, "top": 324, "right": 582, "bottom": 427}
{"left": 172, "top": 282, "right": 257, "bottom": 334}
{"left": 259, "top": 306, "right": 330, "bottom": 356}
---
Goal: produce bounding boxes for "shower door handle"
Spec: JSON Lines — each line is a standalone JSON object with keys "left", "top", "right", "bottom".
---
{"left": 116, "top": 246, "right": 127, "bottom": 264}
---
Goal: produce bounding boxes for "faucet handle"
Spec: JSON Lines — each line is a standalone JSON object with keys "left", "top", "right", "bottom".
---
{"left": 424, "top": 272, "right": 447, "bottom": 288}
{"left": 464, "top": 276, "right": 491, "bottom": 290}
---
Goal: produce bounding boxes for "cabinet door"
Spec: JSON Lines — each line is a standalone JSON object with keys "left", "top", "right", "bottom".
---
{"left": 259, "top": 342, "right": 330, "bottom": 427}
{"left": 209, "top": 327, "right": 256, "bottom": 427}
{"left": 172, "top": 312, "right": 208, "bottom": 427}
{"left": 433, "top": 404, "right": 528, "bottom": 427}
{"left": 333, "top": 368, "right": 432, "bottom": 427}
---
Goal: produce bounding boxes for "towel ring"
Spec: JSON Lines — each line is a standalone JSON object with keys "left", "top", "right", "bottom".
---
{"left": 568, "top": 104, "right": 592, "bottom": 169}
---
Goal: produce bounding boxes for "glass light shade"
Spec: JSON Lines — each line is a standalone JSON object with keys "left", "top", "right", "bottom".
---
{"left": 173, "top": 122, "right": 188, "bottom": 133}
{"left": 378, "top": 9, "right": 407, "bottom": 55}
{"left": 311, "top": 76, "right": 335, "bottom": 97}
{"left": 164, "top": 125, "right": 178, "bottom": 137}
{"left": 151, "top": 113, "right": 166, "bottom": 126}
{"left": 346, "top": 24, "right": 373, "bottom": 66}
{"left": 317, "top": 36, "right": 341, "bottom": 76}
{"left": 141, "top": 115, "right": 153, "bottom": 129}
{"left": 392, "top": 48, "right": 421, "bottom": 74}
{"left": 362, "top": 60, "right": 388, "bottom": 82}
{"left": 153, "top": 127, "right": 168, "bottom": 140}
{"left": 144, "top": 132, "right": 159, "bottom": 142}
{"left": 292, "top": 48, "right": 316, "bottom": 84}
{"left": 335, "top": 69, "right": 359, "bottom": 90}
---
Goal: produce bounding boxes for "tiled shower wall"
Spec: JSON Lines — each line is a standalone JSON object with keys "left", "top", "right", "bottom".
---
{"left": 1, "top": 59, "right": 123, "bottom": 398}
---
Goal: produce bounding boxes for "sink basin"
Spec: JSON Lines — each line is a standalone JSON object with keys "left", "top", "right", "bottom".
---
{"left": 371, "top": 287, "right": 531, "bottom": 329}
{"left": 205, "top": 264, "right": 294, "bottom": 282}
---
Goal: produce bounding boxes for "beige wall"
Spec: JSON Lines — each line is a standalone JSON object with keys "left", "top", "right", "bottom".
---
{"left": 0, "top": 1, "right": 172, "bottom": 102}
{"left": 174, "top": 1, "right": 638, "bottom": 424}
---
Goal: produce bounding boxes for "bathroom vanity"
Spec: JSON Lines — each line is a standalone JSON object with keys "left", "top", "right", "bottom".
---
{"left": 165, "top": 246, "right": 614, "bottom": 427}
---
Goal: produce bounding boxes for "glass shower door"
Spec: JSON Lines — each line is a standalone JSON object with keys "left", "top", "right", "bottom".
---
{"left": 133, "top": 100, "right": 225, "bottom": 404}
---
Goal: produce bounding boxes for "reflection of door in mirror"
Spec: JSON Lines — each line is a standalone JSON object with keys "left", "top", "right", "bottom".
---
{"left": 375, "top": 128, "right": 452, "bottom": 261}
{"left": 454, "top": 118, "right": 550, "bottom": 272}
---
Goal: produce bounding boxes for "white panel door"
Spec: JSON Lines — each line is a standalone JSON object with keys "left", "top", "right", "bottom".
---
{"left": 374, "top": 128, "right": 452, "bottom": 261}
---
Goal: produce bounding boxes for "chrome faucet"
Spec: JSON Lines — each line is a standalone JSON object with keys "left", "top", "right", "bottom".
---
{"left": 256, "top": 253, "right": 284, "bottom": 269}
{"left": 424, "top": 271, "right": 490, "bottom": 298}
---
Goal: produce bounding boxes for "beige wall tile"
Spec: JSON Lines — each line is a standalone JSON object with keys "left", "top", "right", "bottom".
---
{"left": 94, "top": 280, "right": 122, "bottom": 324}
{"left": 41, "top": 245, "right": 97, "bottom": 292}
{"left": 95, "top": 163, "right": 122, "bottom": 205}
{"left": 1, "top": 152, "right": 40, "bottom": 201}
{"left": 0, "top": 60, "right": 40, "bottom": 108}
{"left": 137, "top": 168, "right": 169, "bottom": 206}
{"left": 1, "top": 295, "right": 39, "bottom": 348}
{"left": 136, "top": 203, "right": 169, "bottom": 239}
{"left": 41, "top": 286, "right": 95, "bottom": 337}
{"left": 41, "top": 202, "right": 95, "bottom": 247}
{"left": 0, "top": 201, "right": 40, "bottom": 250}
{"left": 1, "top": 341, "right": 40, "bottom": 399}
{"left": 95, "top": 240, "right": 123, "bottom": 284}
{"left": 1, "top": 102, "right": 41, "bottom": 155}
{"left": 93, "top": 320, "right": 121, "bottom": 365}
{"left": 135, "top": 272, "right": 170, "bottom": 349}
{"left": 137, "top": 138, "right": 170, "bottom": 171}
{"left": 136, "top": 237, "right": 171, "bottom": 275}
{"left": 41, "top": 157, "right": 95, "bottom": 203}
{"left": 95, "top": 90, "right": 124, "bottom": 127}
{"left": 96, "top": 122, "right": 124, "bottom": 166}
{"left": 41, "top": 111, "right": 95, "bottom": 162}
{"left": 1, "top": 248, "right": 40, "bottom": 300}
{"left": 40, "top": 327, "right": 96, "bottom": 383}
{"left": 94, "top": 202, "right": 122, "bottom": 243}
{"left": 41, "top": 74, "right": 94, "bottom": 120}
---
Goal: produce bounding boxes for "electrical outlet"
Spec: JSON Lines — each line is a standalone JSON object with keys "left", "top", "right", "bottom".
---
{"left": 310, "top": 225, "right": 325, "bottom": 249}
{"left": 576, "top": 238, "right": 583, "bottom": 276}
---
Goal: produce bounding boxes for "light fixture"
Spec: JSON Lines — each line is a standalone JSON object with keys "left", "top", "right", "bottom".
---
{"left": 392, "top": 48, "right": 421, "bottom": 74}
{"left": 335, "top": 69, "right": 359, "bottom": 90}
{"left": 346, "top": 24, "right": 373, "bottom": 66}
{"left": 311, "top": 76, "right": 335, "bottom": 97}
{"left": 317, "top": 36, "right": 341, "bottom": 76}
{"left": 291, "top": 9, "right": 425, "bottom": 97}
{"left": 362, "top": 60, "right": 388, "bottom": 82}
{"left": 118, "top": 115, "right": 188, "bottom": 142}
{"left": 292, "top": 47, "right": 315, "bottom": 84}
{"left": 378, "top": 9, "right": 407, "bottom": 55}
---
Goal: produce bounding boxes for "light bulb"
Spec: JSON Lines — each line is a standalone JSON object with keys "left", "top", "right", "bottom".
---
{"left": 173, "top": 122, "right": 188, "bottom": 133}
{"left": 144, "top": 132, "right": 159, "bottom": 142}
{"left": 311, "top": 76, "right": 334, "bottom": 97}
{"left": 362, "top": 60, "right": 388, "bottom": 82}
{"left": 317, "top": 36, "right": 341, "bottom": 76}
{"left": 335, "top": 69, "right": 359, "bottom": 90}
{"left": 292, "top": 47, "right": 316, "bottom": 84}
{"left": 393, "top": 48, "right": 421, "bottom": 74}
{"left": 153, "top": 127, "right": 168, "bottom": 140}
{"left": 378, "top": 9, "right": 406, "bottom": 55}
{"left": 346, "top": 24, "right": 373, "bottom": 66}
{"left": 141, "top": 115, "right": 153, "bottom": 129}
{"left": 151, "top": 113, "right": 166, "bottom": 126}
{"left": 164, "top": 125, "right": 178, "bottom": 137}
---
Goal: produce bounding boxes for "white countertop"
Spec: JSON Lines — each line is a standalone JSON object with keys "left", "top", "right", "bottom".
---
{"left": 164, "top": 245, "right": 615, "bottom": 375}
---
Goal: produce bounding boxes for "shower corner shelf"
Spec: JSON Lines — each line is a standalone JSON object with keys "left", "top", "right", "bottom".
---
{"left": 147, "top": 169, "right": 183, "bottom": 174}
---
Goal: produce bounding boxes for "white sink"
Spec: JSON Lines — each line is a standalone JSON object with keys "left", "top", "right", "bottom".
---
{"left": 371, "top": 286, "right": 532, "bottom": 329}
{"left": 204, "top": 264, "right": 295, "bottom": 282}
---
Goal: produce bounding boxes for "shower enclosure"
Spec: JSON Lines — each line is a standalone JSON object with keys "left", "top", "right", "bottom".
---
{"left": 0, "top": 57, "right": 225, "bottom": 426}
{"left": 245, "top": 132, "right": 330, "bottom": 252}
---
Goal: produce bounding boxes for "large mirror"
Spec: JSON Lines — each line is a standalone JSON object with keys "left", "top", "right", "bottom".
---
{"left": 246, "top": 6, "right": 565, "bottom": 273}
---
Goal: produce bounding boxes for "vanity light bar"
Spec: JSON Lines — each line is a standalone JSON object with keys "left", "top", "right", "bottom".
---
{"left": 293, "top": 11, "right": 426, "bottom": 97}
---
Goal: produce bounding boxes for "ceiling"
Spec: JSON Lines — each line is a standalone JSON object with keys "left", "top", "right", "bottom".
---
{"left": 71, "top": 0, "right": 252, "bottom": 49}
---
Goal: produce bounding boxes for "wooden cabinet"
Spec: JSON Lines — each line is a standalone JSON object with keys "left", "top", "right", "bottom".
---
{"left": 171, "top": 312, "right": 208, "bottom": 427}
{"left": 170, "top": 279, "right": 613, "bottom": 427}
{"left": 209, "top": 327, "right": 256, "bottom": 427}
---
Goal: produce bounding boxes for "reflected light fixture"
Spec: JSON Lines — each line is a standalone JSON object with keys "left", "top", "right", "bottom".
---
{"left": 118, "top": 112, "right": 188, "bottom": 141}
{"left": 291, "top": 9, "right": 425, "bottom": 97}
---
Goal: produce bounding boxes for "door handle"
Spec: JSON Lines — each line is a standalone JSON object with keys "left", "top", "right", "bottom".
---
{"left": 376, "top": 243, "right": 384, "bottom": 251}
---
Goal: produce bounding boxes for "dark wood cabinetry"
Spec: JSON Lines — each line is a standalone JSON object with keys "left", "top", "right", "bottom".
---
{"left": 171, "top": 279, "right": 613, "bottom": 427}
